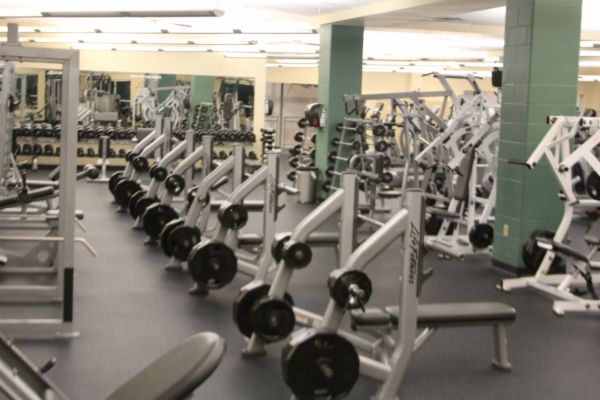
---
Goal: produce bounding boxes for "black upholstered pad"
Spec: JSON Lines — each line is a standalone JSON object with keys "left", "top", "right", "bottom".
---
{"left": 351, "top": 303, "right": 516, "bottom": 329}
{"left": 536, "top": 238, "right": 589, "bottom": 263}
{"left": 387, "top": 302, "right": 516, "bottom": 327}
{"left": 0, "top": 186, "right": 55, "bottom": 208}
{"left": 106, "top": 332, "right": 225, "bottom": 400}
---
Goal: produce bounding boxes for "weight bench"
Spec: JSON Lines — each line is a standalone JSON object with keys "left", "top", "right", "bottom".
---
{"left": 350, "top": 302, "right": 516, "bottom": 371}
{"left": 0, "top": 332, "right": 225, "bottom": 400}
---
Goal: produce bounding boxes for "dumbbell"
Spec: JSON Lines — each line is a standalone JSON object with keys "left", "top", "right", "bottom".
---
{"left": 108, "top": 148, "right": 116, "bottom": 158}
{"left": 32, "top": 144, "right": 43, "bottom": 156}
{"left": 216, "top": 130, "right": 228, "bottom": 142}
{"left": 55, "top": 146, "right": 61, "bottom": 156}
{"left": 118, "top": 149, "right": 126, "bottom": 158}
{"left": 87, "top": 148, "right": 96, "bottom": 157}
{"left": 115, "top": 127, "right": 126, "bottom": 139}
{"left": 52, "top": 124, "right": 61, "bottom": 138}
{"left": 247, "top": 151, "right": 257, "bottom": 160}
{"left": 126, "top": 128, "right": 136, "bottom": 140}
{"left": 227, "top": 131, "right": 237, "bottom": 141}
{"left": 294, "top": 132, "right": 304, "bottom": 142}
{"left": 297, "top": 118, "right": 309, "bottom": 129}
{"left": 21, "top": 123, "right": 32, "bottom": 136}
{"left": 32, "top": 123, "right": 43, "bottom": 137}
{"left": 77, "top": 147, "right": 84, "bottom": 157}
{"left": 328, "top": 151, "right": 352, "bottom": 164}
{"left": 289, "top": 144, "right": 303, "bottom": 156}
{"left": 22, "top": 143, "right": 32, "bottom": 155}
{"left": 105, "top": 126, "right": 115, "bottom": 139}
{"left": 42, "top": 123, "right": 53, "bottom": 137}
{"left": 77, "top": 126, "right": 85, "bottom": 140}
{"left": 43, "top": 144, "right": 54, "bottom": 155}
{"left": 84, "top": 126, "right": 96, "bottom": 139}
{"left": 218, "top": 150, "right": 228, "bottom": 159}
{"left": 247, "top": 132, "right": 256, "bottom": 142}
{"left": 331, "top": 137, "right": 364, "bottom": 151}
{"left": 12, "top": 123, "right": 22, "bottom": 137}
{"left": 97, "top": 126, "right": 107, "bottom": 139}
{"left": 374, "top": 140, "right": 389, "bottom": 152}
{"left": 372, "top": 124, "right": 388, "bottom": 137}
{"left": 82, "top": 164, "right": 100, "bottom": 180}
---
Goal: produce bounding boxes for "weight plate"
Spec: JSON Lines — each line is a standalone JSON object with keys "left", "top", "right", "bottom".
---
{"left": 128, "top": 190, "right": 147, "bottom": 218}
{"left": 188, "top": 241, "right": 237, "bottom": 289}
{"left": 468, "top": 223, "right": 494, "bottom": 249}
{"left": 142, "top": 204, "right": 179, "bottom": 239}
{"left": 164, "top": 223, "right": 201, "bottom": 261}
{"left": 250, "top": 296, "right": 296, "bottom": 343}
{"left": 134, "top": 196, "right": 159, "bottom": 221}
{"left": 108, "top": 171, "right": 124, "bottom": 194}
{"left": 282, "top": 329, "right": 359, "bottom": 400}
{"left": 113, "top": 179, "right": 142, "bottom": 208}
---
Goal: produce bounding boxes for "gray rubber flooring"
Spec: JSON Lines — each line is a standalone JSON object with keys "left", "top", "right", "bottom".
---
{"left": 10, "top": 178, "right": 600, "bottom": 400}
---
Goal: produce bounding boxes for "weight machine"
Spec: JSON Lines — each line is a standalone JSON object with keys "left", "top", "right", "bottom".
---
{"left": 500, "top": 116, "right": 600, "bottom": 315}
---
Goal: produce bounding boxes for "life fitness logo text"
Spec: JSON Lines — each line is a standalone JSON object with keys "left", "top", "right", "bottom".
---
{"left": 408, "top": 222, "right": 420, "bottom": 285}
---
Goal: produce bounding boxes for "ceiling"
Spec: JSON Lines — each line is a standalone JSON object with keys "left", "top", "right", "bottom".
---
{"left": 0, "top": 0, "right": 598, "bottom": 77}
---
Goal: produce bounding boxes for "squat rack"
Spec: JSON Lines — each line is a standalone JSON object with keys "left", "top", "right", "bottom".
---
{"left": 0, "top": 23, "right": 80, "bottom": 339}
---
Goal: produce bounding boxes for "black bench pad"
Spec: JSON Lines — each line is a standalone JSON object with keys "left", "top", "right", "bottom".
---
{"left": 536, "top": 238, "right": 588, "bottom": 263}
{"left": 106, "top": 332, "right": 225, "bottom": 400}
{"left": 351, "top": 302, "right": 516, "bottom": 328}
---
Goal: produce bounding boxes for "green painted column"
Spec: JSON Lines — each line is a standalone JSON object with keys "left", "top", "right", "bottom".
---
{"left": 189, "top": 75, "right": 215, "bottom": 126}
{"left": 157, "top": 74, "right": 177, "bottom": 103}
{"left": 316, "top": 24, "right": 364, "bottom": 199}
{"left": 493, "top": 0, "right": 582, "bottom": 270}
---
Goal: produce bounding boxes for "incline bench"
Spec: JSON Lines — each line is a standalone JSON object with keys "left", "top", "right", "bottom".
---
{"left": 0, "top": 332, "right": 225, "bottom": 400}
{"left": 351, "top": 301, "right": 516, "bottom": 370}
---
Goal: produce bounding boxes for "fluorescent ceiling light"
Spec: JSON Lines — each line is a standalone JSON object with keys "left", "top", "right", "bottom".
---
{"left": 581, "top": 50, "right": 600, "bottom": 57}
{"left": 19, "top": 36, "right": 256, "bottom": 46}
{"left": 267, "top": 63, "right": 317, "bottom": 68}
{"left": 40, "top": 10, "right": 224, "bottom": 18}
{"left": 223, "top": 53, "right": 266, "bottom": 58}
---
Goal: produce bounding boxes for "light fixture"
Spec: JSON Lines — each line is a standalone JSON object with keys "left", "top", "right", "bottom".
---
{"left": 40, "top": 10, "right": 224, "bottom": 18}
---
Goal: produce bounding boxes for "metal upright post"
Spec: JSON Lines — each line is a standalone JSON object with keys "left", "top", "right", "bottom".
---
{"left": 201, "top": 135, "right": 213, "bottom": 180}
{"left": 376, "top": 189, "right": 424, "bottom": 399}
{"left": 254, "top": 149, "right": 279, "bottom": 281}
{"left": 184, "top": 129, "right": 194, "bottom": 189}
{"left": 232, "top": 143, "right": 245, "bottom": 187}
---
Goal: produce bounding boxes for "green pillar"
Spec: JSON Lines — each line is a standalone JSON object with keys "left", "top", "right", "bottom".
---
{"left": 316, "top": 24, "right": 364, "bottom": 198}
{"left": 189, "top": 75, "right": 215, "bottom": 126}
{"left": 493, "top": 0, "right": 582, "bottom": 270}
{"left": 157, "top": 74, "right": 177, "bottom": 104}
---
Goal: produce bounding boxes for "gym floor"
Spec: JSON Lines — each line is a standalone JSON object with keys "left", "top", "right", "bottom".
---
{"left": 11, "top": 177, "right": 600, "bottom": 400}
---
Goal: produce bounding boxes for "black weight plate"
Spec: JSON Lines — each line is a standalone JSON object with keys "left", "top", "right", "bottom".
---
{"left": 250, "top": 296, "right": 295, "bottom": 343}
{"left": 160, "top": 218, "right": 184, "bottom": 257}
{"left": 142, "top": 203, "right": 179, "bottom": 239}
{"left": 233, "top": 281, "right": 271, "bottom": 338}
{"left": 188, "top": 241, "right": 237, "bottom": 289}
{"left": 468, "top": 223, "right": 494, "bottom": 249}
{"left": 282, "top": 330, "right": 359, "bottom": 400}
{"left": 113, "top": 179, "right": 142, "bottom": 208}
{"left": 108, "top": 171, "right": 124, "bottom": 194}
{"left": 134, "top": 196, "right": 159, "bottom": 221}
{"left": 165, "top": 223, "right": 201, "bottom": 261}
{"left": 128, "top": 190, "right": 147, "bottom": 218}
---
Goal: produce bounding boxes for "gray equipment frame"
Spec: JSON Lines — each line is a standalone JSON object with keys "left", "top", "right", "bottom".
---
{"left": 0, "top": 24, "right": 80, "bottom": 339}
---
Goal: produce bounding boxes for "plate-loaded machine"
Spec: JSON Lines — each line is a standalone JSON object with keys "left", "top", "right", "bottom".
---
{"left": 160, "top": 144, "right": 247, "bottom": 272}
{"left": 136, "top": 134, "right": 213, "bottom": 243}
{"left": 109, "top": 117, "right": 174, "bottom": 210}
{"left": 0, "top": 331, "right": 225, "bottom": 400}
{"left": 0, "top": 24, "right": 87, "bottom": 339}
{"left": 229, "top": 170, "right": 515, "bottom": 399}
{"left": 283, "top": 185, "right": 515, "bottom": 399}
{"left": 500, "top": 116, "right": 600, "bottom": 315}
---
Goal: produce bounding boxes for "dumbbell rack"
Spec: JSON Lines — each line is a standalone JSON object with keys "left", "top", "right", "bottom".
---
{"left": 14, "top": 122, "right": 138, "bottom": 168}
{"left": 287, "top": 120, "right": 316, "bottom": 181}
